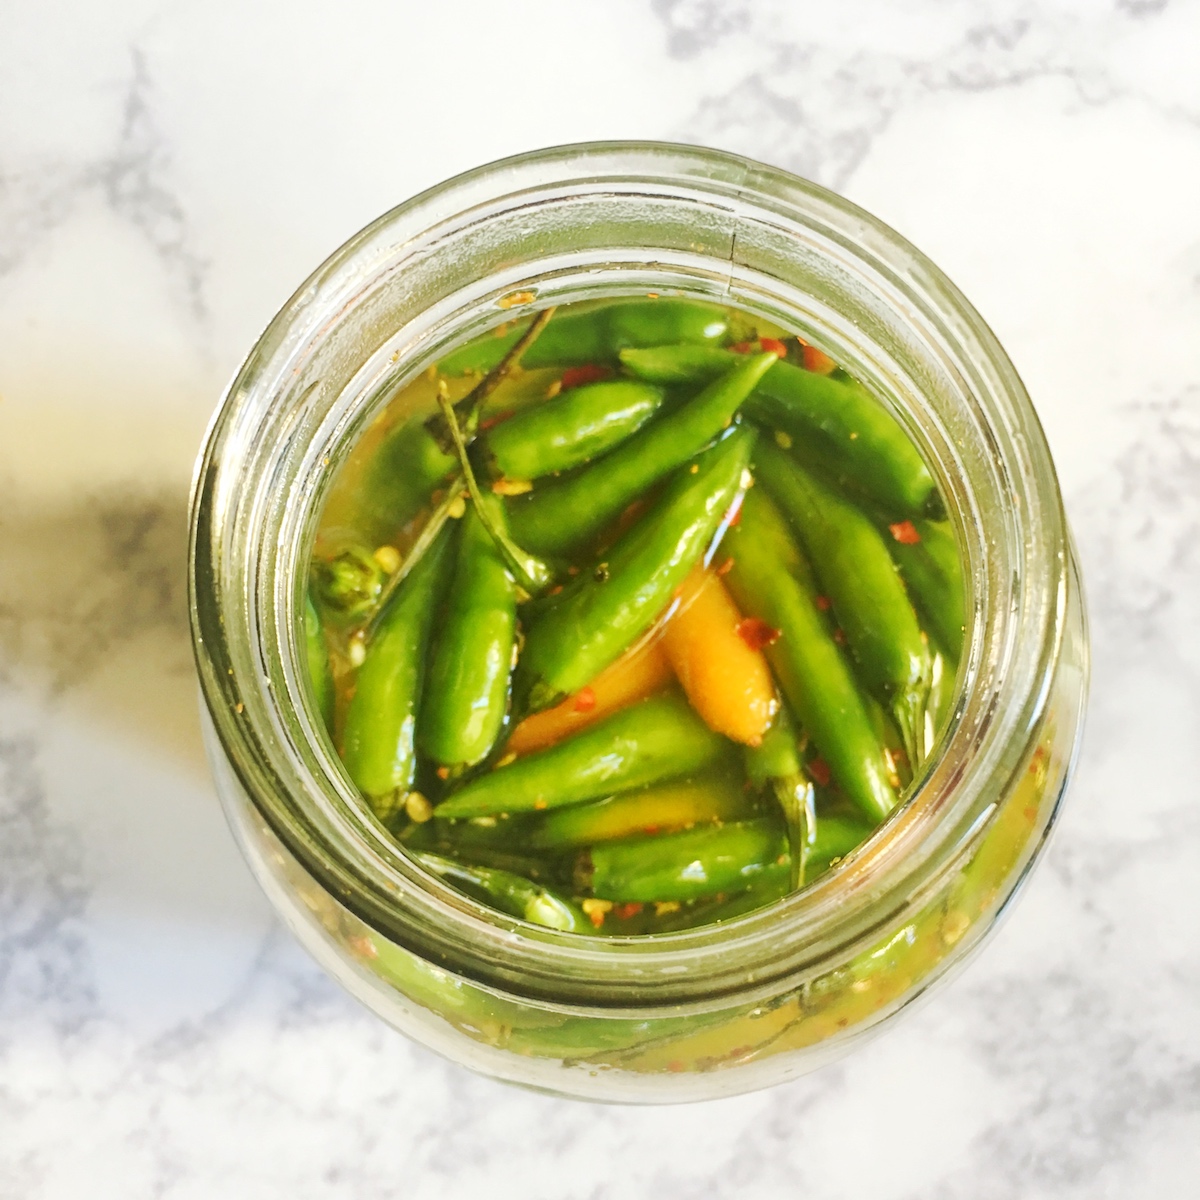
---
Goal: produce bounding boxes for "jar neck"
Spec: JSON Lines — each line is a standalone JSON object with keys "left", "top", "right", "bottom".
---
{"left": 189, "top": 141, "right": 1069, "bottom": 1008}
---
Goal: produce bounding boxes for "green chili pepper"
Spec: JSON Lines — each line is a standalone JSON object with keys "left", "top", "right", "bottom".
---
{"left": 744, "top": 703, "right": 803, "bottom": 786}
{"left": 581, "top": 818, "right": 789, "bottom": 903}
{"left": 310, "top": 544, "right": 387, "bottom": 621}
{"left": 439, "top": 299, "right": 729, "bottom": 377}
{"left": 886, "top": 518, "right": 965, "bottom": 659}
{"left": 436, "top": 391, "right": 557, "bottom": 596}
{"left": 359, "top": 418, "right": 458, "bottom": 540}
{"left": 485, "top": 380, "right": 667, "bottom": 481}
{"left": 755, "top": 440, "right": 931, "bottom": 763}
{"left": 619, "top": 344, "right": 936, "bottom": 516}
{"left": 404, "top": 822, "right": 576, "bottom": 888}
{"left": 415, "top": 852, "right": 589, "bottom": 933}
{"left": 863, "top": 692, "right": 912, "bottom": 792}
{"left": 743, "top": 705, "right": 814, "bottom": 887}
{"left": 434, "top": 694, "right": 730, "bottom": 820}
{"left": 723, "top": 486, "right": 897, "bottom": 824}
{"left": 362, "top": 478, "right": 464, "bottom": 637}
{"left": 358, "top": 309, "right": 558, "bottom": 536}
{"left": 363, "top": 933, "right": 545, "bottom": 1031}
{"left": 806, "top": 812, "right": 877, "bottom": 878}
{"left": 304, "top": 592, "right": 335, "bottom": 733}
{"left": 527, "top": 768, "right": 751, "bottom": 851}
{"left": 341, "top": 524, "right": 454, "bottom": 811}
{"left": 617, "top": 343, "right": 733, "bottom": 385}
{"left": 504, "top": 1008, "right": 715, "bottom": 1059}
{"left": 418, "top": 496, "right": 518, "bottom": 771}
{"left": 507, "top": 353, "right": 775, "bottom": 557}
{"left": 412, "top": 840, "right": 571, "bottom": 888}
{"left": 924, "top": 642, "right": 958, "bottom": 749}
{"left": 518, "top": 425, "right": 756, "bottom": 710}
{"left": 402, "top": 811, "right": 534, "bottom": 852}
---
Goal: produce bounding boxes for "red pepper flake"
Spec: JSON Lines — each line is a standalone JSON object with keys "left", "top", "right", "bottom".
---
{"left": 729, "top": 341, "right": 755, "bottom": 354}
{"left": 613, "top": 902, "right": 644, "bottom": 920}
{"left": 889, "top": 520, "right": 921, "bottom": 545}
{"left": 436, "top": 766, "right": 451, "bottom": 780}
{"left": 758, "top": 336, "right": 788, "bottom": 357}
{"left": 808, "top": 758, "right": 832, "bottom": 787}
{"left": 666, "top": 1059, "right": 687, "bottom": 1073}
{"left": 736, "top": 617, "right": 781, "bottom": 651}
{"left": 716, "top": 556, "right": 735, "bottom": 576}
{"left": 479, "top": 410, "right": 515, "bottom": 432}
{"left": 833, "top": 627, "right": 846, "bottom": 645}
{"left": 573, "top": 686, "right": 596, "bottom": 713}
{"left": 560, "top": 364, "right": 610, "bottom": 390}
{"left": 802, "top": 344, "right": 837, "bottom": 374}
{"left": 815, "top": 594, "right": 832, "bottom": 611}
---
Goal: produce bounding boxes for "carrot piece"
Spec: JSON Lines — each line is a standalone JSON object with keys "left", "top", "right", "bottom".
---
{"left": 506, "top": 635, "right": 673, "bottom": 755}
{"left": 661, "top": 566, "right": 778, "bottom": 746}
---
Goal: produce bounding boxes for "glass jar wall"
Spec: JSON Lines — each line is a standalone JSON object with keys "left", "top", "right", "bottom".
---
{"left": 189, "top": 142, "right": 1087, "bottom": 1102}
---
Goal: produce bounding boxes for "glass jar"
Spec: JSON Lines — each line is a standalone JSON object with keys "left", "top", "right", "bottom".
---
{"left": 189, "top": 142, "right": 1087, "bottom": 1103}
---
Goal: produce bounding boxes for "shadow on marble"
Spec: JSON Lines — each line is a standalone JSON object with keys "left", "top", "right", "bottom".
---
{"left": 0, "top": 480, "right": 206, "bottom": 777}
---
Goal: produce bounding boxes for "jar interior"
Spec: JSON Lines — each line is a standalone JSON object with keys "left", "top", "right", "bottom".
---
{"left": 306, "top": 288, "right": 971, "bottom": 938}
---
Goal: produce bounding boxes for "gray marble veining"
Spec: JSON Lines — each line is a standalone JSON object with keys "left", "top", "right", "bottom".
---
{"left": 1, "top": 1, "right": 1197, "bottom": 1196}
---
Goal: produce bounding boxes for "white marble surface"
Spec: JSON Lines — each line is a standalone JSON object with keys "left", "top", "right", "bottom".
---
{"left": 2, "top": 1, "right": 1198, "bottom": 1195}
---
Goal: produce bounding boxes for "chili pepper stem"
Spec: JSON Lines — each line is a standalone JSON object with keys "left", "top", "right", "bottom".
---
{"left": 772, "top": 774, "right": 814, "bottom": 889}
{"left": 436, "top": 387, "right": 555, "bottom": 595}
{"left": 360, "top": 478, "right": 464, "bottom": 640}
{"left": 425, "top": 305, "right": 556, "bottom": 452}
{"left": 892, "top": 686, "right": 931, "bottom": 770}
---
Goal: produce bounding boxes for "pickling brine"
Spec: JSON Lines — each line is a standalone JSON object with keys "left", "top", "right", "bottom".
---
{"left": 306, "top": 296, "right": 965, "bottom": 934}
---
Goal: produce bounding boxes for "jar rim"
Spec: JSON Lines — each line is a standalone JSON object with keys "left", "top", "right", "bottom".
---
{"left": 189, "top": 140, "right": 1070, "bottom": 1008}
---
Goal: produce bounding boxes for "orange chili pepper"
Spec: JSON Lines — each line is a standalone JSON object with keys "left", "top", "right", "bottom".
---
{"left": 506, "top": 636, "right": 673, "bottom": 755}
{"left": 661, "top": 566, "right": 778, "bottom": 746}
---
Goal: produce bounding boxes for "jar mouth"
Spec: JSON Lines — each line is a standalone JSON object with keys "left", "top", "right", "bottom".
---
{"left": 189, "top": 140, "right": 1070, "bottom": 1008}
